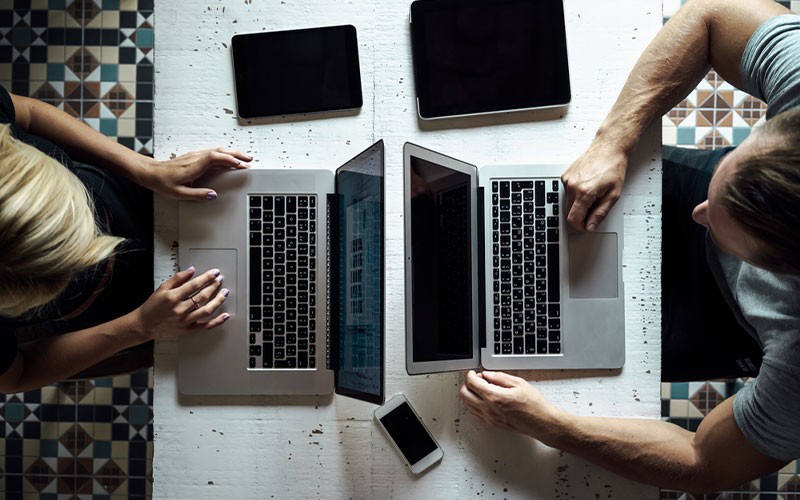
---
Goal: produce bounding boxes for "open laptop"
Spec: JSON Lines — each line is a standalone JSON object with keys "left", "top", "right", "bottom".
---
{"left": 403, "top": 142, "right": 624, "bottom": 374}
{"left": 177, "top": 140, "right": 385, "bottom": 403}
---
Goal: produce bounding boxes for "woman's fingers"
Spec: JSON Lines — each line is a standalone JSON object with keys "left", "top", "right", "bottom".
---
{"left": 173, "top": 268, "right": 221, "bottom": 296}
{"left": 186, "top": 287, "right": 229, "bottom": 323}
{"left": 171, "top": 185, "right": 219, "bottom": 202}
{"left": 160, "top": 266, "right": 196, "bottom": 290}
{"left": 212, "top": 147, "right": 253, "bottom": 164}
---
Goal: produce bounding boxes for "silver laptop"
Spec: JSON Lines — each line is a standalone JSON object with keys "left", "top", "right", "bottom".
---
{"left": 177, "top": 140, "right": 385, "bottom": 402}
{"left": 403, "top": 142, "right": 624, "bottom": 374}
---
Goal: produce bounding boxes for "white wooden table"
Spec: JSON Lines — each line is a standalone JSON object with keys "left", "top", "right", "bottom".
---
{"left": 153, "top": 1, "right": 663, "bottom": 498}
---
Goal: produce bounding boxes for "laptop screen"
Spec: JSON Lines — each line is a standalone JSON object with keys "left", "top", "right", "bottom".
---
{"left": 333, "top": 142, "right": 384, "bottom": 404}
{"left": 408, "top": 155, "right": 474, "bottom": 363}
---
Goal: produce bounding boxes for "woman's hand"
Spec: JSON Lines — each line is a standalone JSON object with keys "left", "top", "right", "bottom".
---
{"left": 132, "top": 267, "right": 230, "bottom": 341}
{"left": 141, "top": 148, "right": 252, "bottom": 200}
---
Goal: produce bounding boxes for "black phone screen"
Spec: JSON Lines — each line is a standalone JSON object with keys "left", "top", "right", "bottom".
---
{"left": 232, "top": 25, "right": 363, "bottom": 118}
{"left": 379, "top": 401, "right": 438, "bottom": 465}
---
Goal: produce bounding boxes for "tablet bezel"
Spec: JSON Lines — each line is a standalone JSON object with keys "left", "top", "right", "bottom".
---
{"left": 231, "top": 25, "right": 363, "bottom": 119}
{"left": 409, "top": 0, "right": 571, "bottom": 120}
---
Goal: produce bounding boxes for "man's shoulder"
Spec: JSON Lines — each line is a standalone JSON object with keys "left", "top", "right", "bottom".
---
{"left": 738, "top": 264, "right": 800, "bottom": 320}
{"left": 742, "top": 13, "right": 800, "bottom": 118}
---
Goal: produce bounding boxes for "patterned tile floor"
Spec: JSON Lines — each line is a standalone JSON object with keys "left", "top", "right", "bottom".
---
{"left": 0, "top": 0, "right": 154, "bottom": 155}
{"left": 1, "top": 1, "right": 799, "bottom": 499}
{"left": 0, "top": 372, "right": 153, "bottom": 498}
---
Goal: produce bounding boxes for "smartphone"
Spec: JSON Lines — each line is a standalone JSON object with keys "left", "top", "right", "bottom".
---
{"left": 231, "top": 25, "right": 363, "bottom": 119}
{"left": 373, "top": 394, "right": 443, "bottom": 474}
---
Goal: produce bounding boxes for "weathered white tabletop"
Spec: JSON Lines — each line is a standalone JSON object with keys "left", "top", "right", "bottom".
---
{"left": 152, "top": 1, "right": 662, "bottom": 498}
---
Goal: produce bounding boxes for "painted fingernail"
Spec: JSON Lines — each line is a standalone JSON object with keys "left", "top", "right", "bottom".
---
{"left": 222, "top": 289, "right": 230, "bottom": 297}
{"left": 211, "top": 268, "right": 221, "bottom": 277}
{"left": 183, "top": 265, "right": 195, "bottom": 274}
{"left": 587, "top": 223, "right": 597, "bottom": 232}
{"left": 222, "top": 313, "right": 230, "bottom": 322}
{"left": 206, "top": 191, "right": 218, "bottom": 200}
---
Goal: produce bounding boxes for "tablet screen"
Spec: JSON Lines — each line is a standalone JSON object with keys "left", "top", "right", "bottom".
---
{"left": 232, "top": 25, "right": 363, "bottom": 119}
{"left": 333, "top": 141, "right": 385, "bottom": 404}
{"left": 410, "top": 0, "right": 570, "bottom": 119}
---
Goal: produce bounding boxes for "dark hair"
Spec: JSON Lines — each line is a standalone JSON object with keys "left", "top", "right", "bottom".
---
{"left": 720, "top": 108, "right": 800, "bottom": 274}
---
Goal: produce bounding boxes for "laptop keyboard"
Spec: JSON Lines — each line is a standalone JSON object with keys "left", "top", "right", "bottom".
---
{"left": 247, "top": 194, "right": 317, "bottom": 369}
{"left": 491, "top": 179, "right": 562, "bottom": 356}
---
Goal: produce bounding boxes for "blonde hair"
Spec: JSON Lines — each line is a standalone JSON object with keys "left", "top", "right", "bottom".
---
{"left": 0, "top": 124, "right": 123, "bottom": 317}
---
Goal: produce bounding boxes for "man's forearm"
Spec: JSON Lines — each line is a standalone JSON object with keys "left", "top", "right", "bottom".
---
{"left": 595, "top": 1, "right": 715, "bottom": 155}
{"left": 594, "top": 0, "right": 788, "bottom": 156}
{"left": 529, "top": 397, "right": 784, "bottom": 493}
{"left": 545, "top": 412, "right": 703, "bottom": 490}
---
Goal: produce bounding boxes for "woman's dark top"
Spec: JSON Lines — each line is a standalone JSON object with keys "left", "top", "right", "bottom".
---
{"left": 0, "top": 86, "right": 153, "bottom": 375}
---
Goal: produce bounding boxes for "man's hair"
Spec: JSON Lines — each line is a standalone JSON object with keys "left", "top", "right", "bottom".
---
{"left": 0, "top": 124, "right": 123, "bottom": 317}
{"left": 720, "top": 107, "right": 800, "bottom": 274}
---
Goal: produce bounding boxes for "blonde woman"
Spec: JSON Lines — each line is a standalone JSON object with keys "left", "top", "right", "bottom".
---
{"left": 0, "top": 86, "right": 251, "bottom": 392}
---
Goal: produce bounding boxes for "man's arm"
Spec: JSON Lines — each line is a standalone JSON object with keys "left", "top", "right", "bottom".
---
{"left": 562, "top": 0, "right": 791, "bottom": 232}
{"left": 460, "top": 371, "right": 787, "bottom": 492}
{"left": 9, "top": 93, "right": 252, "bottom": 200}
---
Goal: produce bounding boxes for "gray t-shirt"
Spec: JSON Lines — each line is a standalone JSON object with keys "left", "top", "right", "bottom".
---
{"left": 716, "top": 13, "right": 800, "bottom": 461}
{"left": 741, "top": 15, "right": 800, "bottom": 119}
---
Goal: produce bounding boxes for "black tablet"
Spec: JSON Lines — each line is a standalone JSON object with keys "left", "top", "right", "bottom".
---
{"left": 232, "top": 25, "right": 363, "bottom": 119}
{"left": 409, "top": 0, "right": 571, "bottom": 120}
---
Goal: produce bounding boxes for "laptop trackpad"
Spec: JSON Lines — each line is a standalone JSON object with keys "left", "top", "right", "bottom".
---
{"left": 186, "top": 248, "right": 238, "bottom": 315}
{"left": 568, "top": 233, "right": 618, "bottom": 299}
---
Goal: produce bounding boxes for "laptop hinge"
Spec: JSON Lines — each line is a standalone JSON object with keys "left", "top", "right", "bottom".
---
{"left": 326, "top": 193, "right": 342, "bottom": 371}
{"left": 477, "top": 186, "right": 486, "bottom": 349}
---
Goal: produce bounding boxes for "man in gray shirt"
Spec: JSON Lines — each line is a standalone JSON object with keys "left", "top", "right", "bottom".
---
{"left": 459, "top": 0, "right": 800, "bottom": 492}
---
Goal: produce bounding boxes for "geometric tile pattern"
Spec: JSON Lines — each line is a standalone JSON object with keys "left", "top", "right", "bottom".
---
{"left": 662, "top": 70, "right": 768, "bottom": 151}
{"left": 0, "top": 0, "right": 154, "bottom": 155}
{"left": 0, "top": 370, "right": 153, "bottom": 499}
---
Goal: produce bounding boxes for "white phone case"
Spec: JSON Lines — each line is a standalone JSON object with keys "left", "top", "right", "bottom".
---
{"left": 373, "top": 394, "right": 444, "bottom": 474}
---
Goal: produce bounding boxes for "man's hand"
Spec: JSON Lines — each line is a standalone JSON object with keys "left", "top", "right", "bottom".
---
{"left": 459, "top": 370, "right": 563, "bottom": 437}
{"left": 141, "top": 148, "right": 252, "bottom": 200}
{"left": 131, "top": 267, "right": 230, "bottom": 341}
{"left": 561, "top": 142, "right": 628, "bottom": 232}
